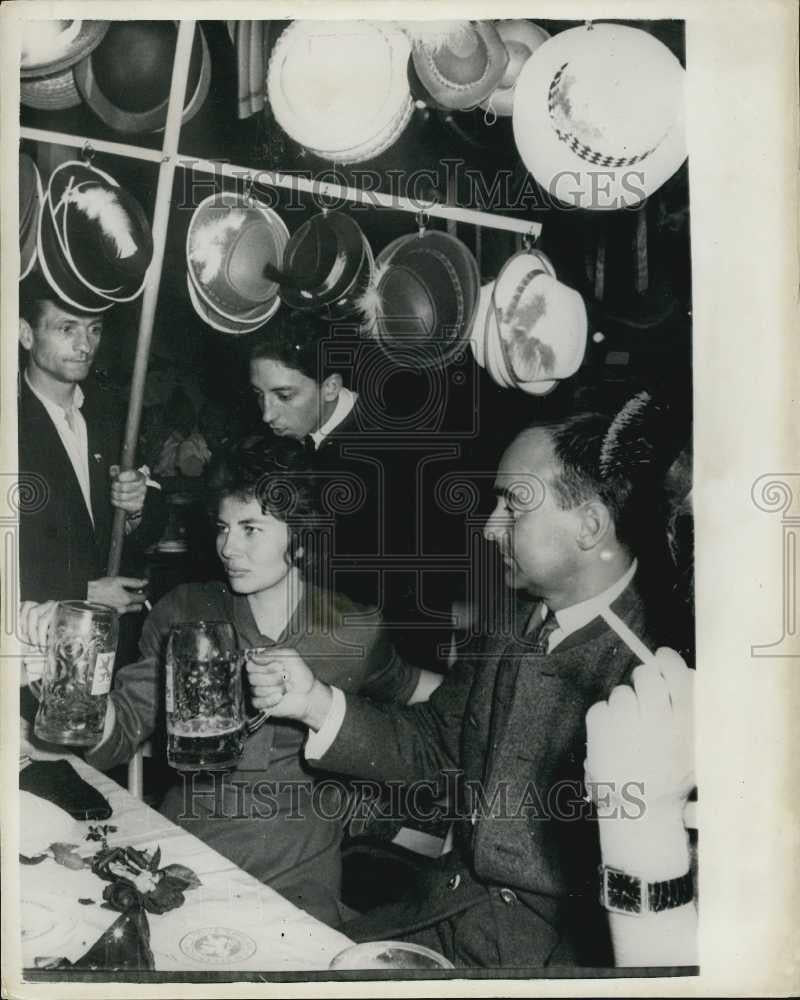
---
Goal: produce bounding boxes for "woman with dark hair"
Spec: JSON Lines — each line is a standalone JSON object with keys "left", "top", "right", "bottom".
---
{"left": 76, "top": 430, "right": 433, "bottom": 925}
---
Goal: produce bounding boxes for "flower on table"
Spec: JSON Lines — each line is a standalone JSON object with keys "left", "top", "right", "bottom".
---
{"left": 90, "top": 844, "right": 201, "bottom": 916}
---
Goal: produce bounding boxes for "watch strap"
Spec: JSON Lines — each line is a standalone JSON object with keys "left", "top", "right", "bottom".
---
{"left": 599, "top": 864, "right": 693, "bottom": 915}
{"left": 648, "top": 869, "right": 694, "bottom": 912}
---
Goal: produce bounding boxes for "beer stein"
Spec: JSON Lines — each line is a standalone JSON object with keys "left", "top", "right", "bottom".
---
{"left": 34, "top": 601, "right": 119, "bottom": 746}
{"left": 165, "top": 621, "right": 245, "bottom": 771}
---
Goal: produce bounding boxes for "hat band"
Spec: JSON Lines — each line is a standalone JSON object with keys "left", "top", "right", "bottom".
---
{"left": 547, "top": 63, "right": 659, "bottom": 169}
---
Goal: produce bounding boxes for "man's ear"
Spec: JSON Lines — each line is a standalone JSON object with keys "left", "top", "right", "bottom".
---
{"left": 575, "top": 499, "right": 612, "bottom": 552}
{"left": 19, "top": 318, "right": 33, "bottom": 351}
{"left": 320, "top": 373, "right": 342, "bottom": 402}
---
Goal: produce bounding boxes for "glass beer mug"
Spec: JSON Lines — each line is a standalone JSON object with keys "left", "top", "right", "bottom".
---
{"left": 34, "top": 601, "right": 119, "bottom": 746}
{"left": 165, "top": 621, "right": 245, "bottom": 771}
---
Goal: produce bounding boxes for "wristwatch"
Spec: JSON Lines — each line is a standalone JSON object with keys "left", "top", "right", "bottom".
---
{"left": 598, "top": 864, "right": 693, "bottom": 915}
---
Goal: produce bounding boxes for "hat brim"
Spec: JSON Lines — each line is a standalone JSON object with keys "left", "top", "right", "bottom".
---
{"left": 187, "top": 273, "right": 279, "bottom": 335}
{"left": 20, "top": 68, "right": 82, "bottom": 110}
{"left": 73, "top": 25, "right": 210, "bottom": 134}
{"left": 38, "top": 194, "right": 113, "bottom": 313}
{"left": 20, "top": 204, "right": 39, "bottom": 280}
{"left": 21, "top": 20, "right": 109, "bottom": 79}
{"left": 512, "top": 24, "right": 687, "bottom": 211}
{"left": 468, "top": 281, "right": 493, "bottom": 370}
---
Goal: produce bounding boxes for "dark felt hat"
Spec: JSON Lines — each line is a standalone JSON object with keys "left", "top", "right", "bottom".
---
{"left": 73, "top": 21, "right": 211, "bottom": 134}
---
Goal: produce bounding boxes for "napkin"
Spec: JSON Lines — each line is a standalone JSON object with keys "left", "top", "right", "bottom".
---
{"left": 19, "top": 760, "right": 112, "bottom": 821}
{"left": 58, "top": 905, "right": 155, "bottom": 972}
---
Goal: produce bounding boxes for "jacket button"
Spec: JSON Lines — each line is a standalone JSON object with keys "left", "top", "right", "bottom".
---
{"left": 447, "top": 874, "right": 461, "bottom": 891}
{"left": 498, "top": 887, "right": 518, "bottom": 905}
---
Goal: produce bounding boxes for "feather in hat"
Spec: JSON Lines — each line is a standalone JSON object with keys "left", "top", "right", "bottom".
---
{"left": 188, "top": 210, "right": 247, "bottom": 285}
{"left": 66, "top": 186, "right": 138, "bottom": 260}
{"left": 355, "top": 259, "right": 392, "bottom": 333}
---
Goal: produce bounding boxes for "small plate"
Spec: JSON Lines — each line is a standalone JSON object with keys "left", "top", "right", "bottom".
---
{"left": 179, "top": 926, "right": 257, "bottom": 965}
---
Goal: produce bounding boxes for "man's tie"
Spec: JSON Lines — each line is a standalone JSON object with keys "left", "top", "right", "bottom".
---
{"left": 525, "top": 604, "right": 560, "bottom": 655}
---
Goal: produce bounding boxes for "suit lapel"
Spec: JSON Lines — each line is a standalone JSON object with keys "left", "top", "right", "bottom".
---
{"left": 20, "top": 379, "right": 95, "bottom": 532}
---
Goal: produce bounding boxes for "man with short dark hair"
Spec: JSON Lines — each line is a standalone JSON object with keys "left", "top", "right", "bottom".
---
{"left": 18, "top": 272, "right": 149, "bottom": 611}
{"left": 248, "top": 309, "right": 359, "bottom": 448}
{"left": 245, "top": 414, "right": 683, "bottom": 967}
{"left": 247, "top": 311, "right": 454, "bottom": 674}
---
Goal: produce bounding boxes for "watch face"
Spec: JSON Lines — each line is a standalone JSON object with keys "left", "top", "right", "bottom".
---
{"left": 607, "top": 870, "right": 642, "bottom": 913}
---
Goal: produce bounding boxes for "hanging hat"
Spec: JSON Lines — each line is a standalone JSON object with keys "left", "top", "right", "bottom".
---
{"left": 275, "top": 211, "right": 375, "bottom": 322}
{"left": 491, "top": 251, "right": 587, "bottom": 394}
{"left": 20, "top": 68, "right": 83, "bottom": 111}
{"left": 20, "top": 19, "right": 108, "bottom": 78}
{"left": 186, "top": 192, "right": 289, "bottom": 327}
{"left": 513, "top": 23, "right": 686, "bottom": 211}
{"left": 361, "top": 229, "right": 479, "bottom": 365}
{"left": 19, "top": 154, "right": 43, "bottom": 281}
{"left": 479, "top": 20, "right": 550, "bottom": 119}
{"left": 38, "top": 160, "right": 152, "bottom": 312}
{"left": 73, "top": 21, "right": 211, "bottom": 134}
{"left": 47, "top": 162, "right": 153, "bottom": 301}
{"left": 406, "top": 21, "right": 509, "bottom": 111}
{"left": 267, "top": 21, "right": 413, "bottom": 163}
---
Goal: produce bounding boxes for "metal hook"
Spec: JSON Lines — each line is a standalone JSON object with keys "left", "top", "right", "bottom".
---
{"left": 415, "top": 209, "right": 429, "bottom": 238}
{"left": 483, "top": 98, "right": 497, "bottom": 128}
{"left": 81, "top": 140, "right": 95, "bottom": 165}
{"left": 522, "top": 228, "right": 538, "bottom": 251}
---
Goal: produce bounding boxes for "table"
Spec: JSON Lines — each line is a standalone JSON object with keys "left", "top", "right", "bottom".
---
{"left": 19, "top": 754, "right": 353, "bottom": 973}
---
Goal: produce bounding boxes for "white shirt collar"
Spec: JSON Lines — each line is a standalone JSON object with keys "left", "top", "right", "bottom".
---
{"left": 550, "top": 558, "right": 638, "bottom": 643}
{"left": 311, "top": 387, "right": 357, "bottom": 448}
{"left": 25, "top": 369, "right": 84, "bottom": 417}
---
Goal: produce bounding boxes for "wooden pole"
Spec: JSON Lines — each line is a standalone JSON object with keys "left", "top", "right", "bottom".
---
{"left": 106, "top": 20, "right": 196, "bottom": 576}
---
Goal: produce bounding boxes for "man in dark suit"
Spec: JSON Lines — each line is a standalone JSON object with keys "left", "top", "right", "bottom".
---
{"left": 17, "top": 274, "right": 149, "bottom": 611}
{"left": 245, "top": 414, "right": 685, "bottom": 967}
{"left": 248, "top": 311, "right": 456, "bottom": 676}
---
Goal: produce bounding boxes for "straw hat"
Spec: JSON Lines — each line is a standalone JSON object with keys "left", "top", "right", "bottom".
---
{"left": 492, "top": 251, "right": 587, "bottom": 394}
{"left": 407, "top": 21, "right": 509, "bottom": 111}
{"left": 513, "top": 23, "right": 686, "bottom": 210}
{"left": 267, "top": 21, "right": 413, "bottom": 163}
{"left": 362, "top": 230, "right": 479, "bottom": 365}
{"left": 21, "top": 69, "right": 83, "bottom": 111}
{"left": 19, "top": 154, "right": 43, "bottom": 280}
{"left": 20, "top": 19, "right": 108, "bottom": 78}
{"left": 73, "top": 21, "right": 211, "bottom": 134}
{"left": 186, "top": 192, "right": 289, "bottom": 324}
{"left": 479, "top": 20, "right": 550, "bottom": 118}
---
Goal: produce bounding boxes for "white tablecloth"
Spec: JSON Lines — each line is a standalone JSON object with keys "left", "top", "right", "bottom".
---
{"left": 19, "top": 755, "right": 353, "bottom": 972}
